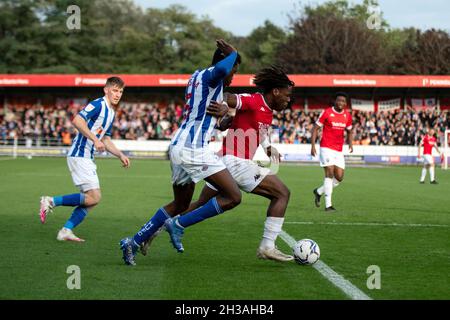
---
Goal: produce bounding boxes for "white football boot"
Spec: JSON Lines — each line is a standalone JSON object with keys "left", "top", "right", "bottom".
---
{"left": 56, "top": 228, "right": 85, "bottom": 242}
{"left": 40, "top": 196, "right": 54, "bottom": 224}
{"left": 257, "top": 246, "right": 294, "bottom": 262}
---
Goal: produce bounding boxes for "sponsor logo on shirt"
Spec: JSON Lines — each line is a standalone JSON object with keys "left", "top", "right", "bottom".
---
{"left": 331, "top": 122, "right": 347, "bottom": 128}
{"left": 96, "top": 127, "right": 104, "bottom": 135}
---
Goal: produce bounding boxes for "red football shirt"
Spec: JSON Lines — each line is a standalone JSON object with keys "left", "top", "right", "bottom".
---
{"left": 221, "top": 93, "right": 273, "bottom": 160}
{"left": 423, "top": 135, "right": 437, "bottom": 155}
{"left": 316, "top": 107, "right": 352, "bottom": 152}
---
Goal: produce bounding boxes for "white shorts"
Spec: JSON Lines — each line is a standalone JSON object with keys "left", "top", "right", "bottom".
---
{"left": 319, "top": 147, "right": 345, "bottom": 169}
{"left": 169, "top": 145, "right": 226, "bottom": 185}
{"left": 206, "top": 155, "right": 271, "bottom": 193}
{"left": 423, "top": 155, "right": 434, "bottom": 165}
{"left": 67, "top": 157, "right": 100, "bottom": 192}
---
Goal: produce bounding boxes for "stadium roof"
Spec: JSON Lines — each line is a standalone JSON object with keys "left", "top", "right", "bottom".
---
{"left": 0, "top": 74, "right": 449, "bottom": 88}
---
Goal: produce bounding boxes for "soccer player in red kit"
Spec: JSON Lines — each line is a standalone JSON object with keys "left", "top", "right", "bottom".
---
{"left": 418, "top": 128, "right": 441, "bottom": 184}
{"left": 141, "top": 66, "right": 295, "bottom": 262}
{"left": 311, "top": 92, "right": 353, "bottom": 212}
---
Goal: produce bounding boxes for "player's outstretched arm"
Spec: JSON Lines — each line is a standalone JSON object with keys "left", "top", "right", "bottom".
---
{"left": 102, "top": 136, "right": 130, "bottom": 168}
{"left": 72, "top": 115, "right": 105, "bottom": 152}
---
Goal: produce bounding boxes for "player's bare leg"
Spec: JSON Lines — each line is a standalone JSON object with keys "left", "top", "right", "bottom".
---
{"left": 252, "top": 175, "right": 293, "bottom": 262}
{"left": 83, "top": 189, "right": 102, "bottom": 207}
{"left": 252, "top": 175, "right": 290, "bottom": 217}
{"left": 182, "top": 184, "right": 219, "bottom": 214}
{"left": 164, "top": 183, "right": 196, "bottom": 216}
{"left": 204, "top": 169, "right": 242, "bottom": 211}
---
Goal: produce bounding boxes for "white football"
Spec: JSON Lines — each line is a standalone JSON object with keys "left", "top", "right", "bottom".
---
{"left": 293, "top": 239, "right": 320, "bottom": 265}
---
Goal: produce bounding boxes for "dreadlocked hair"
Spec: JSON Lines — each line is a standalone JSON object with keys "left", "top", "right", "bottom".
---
{"left": 252, "top": 65, "right": 294, "bottom": 93}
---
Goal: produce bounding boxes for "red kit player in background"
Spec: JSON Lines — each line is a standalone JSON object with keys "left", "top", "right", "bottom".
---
{"left": 311, "top": 92, "right": 353, "bottom": 212}
{"left": 418, "top": 128, "right": 441, "bottom": 184}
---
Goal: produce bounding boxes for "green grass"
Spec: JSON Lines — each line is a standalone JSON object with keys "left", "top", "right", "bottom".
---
{"left": 0, "top": 157, "right": 449, "bottom": 300}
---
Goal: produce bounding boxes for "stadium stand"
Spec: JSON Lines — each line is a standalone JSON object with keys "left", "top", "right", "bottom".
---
{"left": 1, "top": 102, "right": 448, "bottom": 147}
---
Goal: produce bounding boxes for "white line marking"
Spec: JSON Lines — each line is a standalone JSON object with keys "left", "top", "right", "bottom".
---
{"left": 285, "top": 221, "right": 449, "bottom": 228}
{"left": 279, "top": 230, "right": 372, "bottom": 300}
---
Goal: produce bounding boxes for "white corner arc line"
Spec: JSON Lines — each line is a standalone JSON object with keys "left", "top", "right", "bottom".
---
{"left": 284, "top": 221, "right": 449, "bottom": 228}
{"left": 279, "top": 230, "right": 372, "bottom": 300}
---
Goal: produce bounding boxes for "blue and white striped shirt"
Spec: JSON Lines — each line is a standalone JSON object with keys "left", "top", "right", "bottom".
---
{"left": 171, "top": 51, "right": 238, "bottom": 149}
{"left": 68, "top": 97, "right": 115, "bottom": 159}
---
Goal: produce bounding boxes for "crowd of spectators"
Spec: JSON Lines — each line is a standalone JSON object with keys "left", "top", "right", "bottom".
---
{"left": 1, "top": 101, "right": 449, "bottom": 147}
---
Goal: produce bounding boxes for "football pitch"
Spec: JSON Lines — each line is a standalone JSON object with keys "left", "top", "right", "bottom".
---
{"left": 0, "top": 157, "right": 449, "bottom": 300}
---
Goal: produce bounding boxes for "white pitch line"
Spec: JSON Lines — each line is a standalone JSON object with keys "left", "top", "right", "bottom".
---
{"left": 279, "top": 230, "right": 372, "bottom": 300}
{"left": 285, "top": 221, "right": 449, "bottom": 228}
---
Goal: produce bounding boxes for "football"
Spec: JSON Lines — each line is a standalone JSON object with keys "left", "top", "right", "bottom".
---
{"left": 293, "top": 239, "right": 320, "bottom": 265}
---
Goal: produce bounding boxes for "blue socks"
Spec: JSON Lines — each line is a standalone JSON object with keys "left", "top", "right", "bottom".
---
{"left": 64, "top": 206, "right": 88, "bottom": 230}
{"left": 132, "top": 198, "right": 224, "bottom": 246}
{"left": 133, "top": 207, "right": 171, "bottom": 245}
{"left": 177, "top": 197, "right": 223, "bottom": 228}
{"left": 53, "top": 193, "right": 85, "bottom": 207}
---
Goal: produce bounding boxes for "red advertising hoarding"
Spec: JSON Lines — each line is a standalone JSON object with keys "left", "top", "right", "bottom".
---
{"left": 1, "top": 74, "right": 449, "bottom": 88}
